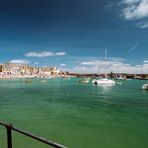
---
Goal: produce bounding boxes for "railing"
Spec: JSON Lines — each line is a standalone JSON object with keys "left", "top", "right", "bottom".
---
{"left": 0, "top": 120, "right": 67, "bottom": 148}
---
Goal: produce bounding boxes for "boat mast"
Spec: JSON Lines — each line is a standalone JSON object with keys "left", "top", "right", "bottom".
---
{"left": 104, "top": 49, "right": 107, "bottom": 77}
{"left": 105, "top": 49, "right": 107, "bottom": 61}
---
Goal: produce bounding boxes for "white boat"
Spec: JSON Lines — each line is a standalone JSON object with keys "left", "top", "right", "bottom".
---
{"left": 46, "top": 76, "right": 52, "bottom": 79}
{"left": 142, "top": 84, "right": 148, "bottom": 90}
{"left": 92, "top": 78, "right": 116, "bottom": 85}
{"left": 79, "top": 78, "right": 90, "bottom": 83}
{"left": 63, "top": 77, "right": 71, "bottom": 80}
{"left": 115, "top": 75, "right": 126, "bottom": 80}
{"left": 92, "top": 49, "right": 116, "bottom": 85}
{"left": 40, "top": 80, "right": 47, "bottom": 83}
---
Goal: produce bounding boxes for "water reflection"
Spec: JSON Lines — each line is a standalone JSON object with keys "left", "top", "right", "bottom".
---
{"left": 92, "top": 83, "right": 116, "bottom": 89}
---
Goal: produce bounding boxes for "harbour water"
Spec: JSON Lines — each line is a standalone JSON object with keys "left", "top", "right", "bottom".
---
{"left": 0, "top": 78, "right": 148, "bottom": 148}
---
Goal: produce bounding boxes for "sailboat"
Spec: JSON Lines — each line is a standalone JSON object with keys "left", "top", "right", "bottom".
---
{"left": 92, "top": 78, "right": 116, "bottom": 85}
{"left": 92, "top": 49, "right": 116, "bottom": 85}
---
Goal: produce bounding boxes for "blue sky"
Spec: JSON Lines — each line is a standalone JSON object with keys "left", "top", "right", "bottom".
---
{"left": 0, "top": 0, "right": 148, "bottom": 73}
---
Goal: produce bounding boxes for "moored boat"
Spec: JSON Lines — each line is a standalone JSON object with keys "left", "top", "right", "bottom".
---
{"left": 142, "top": 84, "right": 148, "bottom": 90}
{"left": 40, "top": 80, "right": 47, "bottom": 83}
{"left": 25, "top": 79, "right": 32, "bottom": 83}
{"left": 92, "top": 49, "right": 117, "bottom": 86}
{"left": 92, "top": 78, "right": 116, "bottom": 85}
{"left": 79, "top": 78, "right": 90, "bottom": 83}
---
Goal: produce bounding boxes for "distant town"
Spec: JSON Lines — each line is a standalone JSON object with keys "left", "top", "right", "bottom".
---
{"left": 0, "top": 63, "right": 64, "bottom": 78}
{"left": 0, "top": 63, "right": 148, "bottom": 79}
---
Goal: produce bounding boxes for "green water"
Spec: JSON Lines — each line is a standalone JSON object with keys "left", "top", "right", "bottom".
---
{"left": 0, "top": 78, "right": 148, "bottom": 148}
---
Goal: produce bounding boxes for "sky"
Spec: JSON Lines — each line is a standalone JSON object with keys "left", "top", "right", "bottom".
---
{"left": 0, "top": 0, "right": 148, "bottom": 73}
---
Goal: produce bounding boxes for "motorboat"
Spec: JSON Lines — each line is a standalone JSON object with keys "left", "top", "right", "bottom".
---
{"left": 25, "top": 79, "right": 32, "bottom": 83}
{"left": 40, "top": 80, "right": 47, "bottom": 83}
{"left": 92, "top": 78, "right": 116, "bottom": 85}
{"left": 115, "top": 75, "right": 126, "bottom": 80}
{"left": 79, "top": 78, "right": 90, "bottom": 83}
{"left": 142, "top": 84, "right": 148, "bottom": 90}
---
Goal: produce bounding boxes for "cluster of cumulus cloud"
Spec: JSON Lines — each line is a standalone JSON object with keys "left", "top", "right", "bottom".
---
{"left": 106, "top": 0, "right": 148, "bottom": 28}
{"left": 10, "top": 51, "right": 67, "bottom": 65}
{"left": 72, "top": 59, "right": 148, "bottom": 74}
{"left": 120, "top": 0, "right": 148, "bottom": 28}
{"left": 121, "top": 0, "right": 148, "bottom": 20}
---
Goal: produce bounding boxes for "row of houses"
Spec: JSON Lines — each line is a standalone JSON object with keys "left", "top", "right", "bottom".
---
{"left": 0, "top": 63, "right": 60, "bottom": 76}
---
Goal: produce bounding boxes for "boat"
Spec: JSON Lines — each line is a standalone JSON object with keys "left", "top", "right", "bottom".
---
{"left": 25, "top": 79, "right": 32, "bottom": 83}
{"left": 63, "top": 77, "right": 71, "bottom": 80}
{"left": 142, "top": 84, "right": 148, "bottom": 90}
{"left": 92, "top": 78, "right": 116, "bottom": 85}
{"left": 92, "top": 49, "right": 116, "bottom": 85}
{"left": 79, "top": 78, "right": 89, "bottom": 83}
{"left": 115, "top": 75, "right": 126, "bottom": 80}
{"left": 46, "top": 76, "right": 52, "bottom": 79}
{"left": 40, "top": 80, "right": 47, "bottom": 83}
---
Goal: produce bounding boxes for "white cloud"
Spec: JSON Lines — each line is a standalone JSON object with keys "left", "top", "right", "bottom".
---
{"left": 135, "top": 64, "right": 141, "bottom": 67}
{"left": 71, "top": 59, "right": 148, "bottom": 74}
{"left": 105, "top": 2, "right": 116, "bottom": 9}
{"left": 122, "top": 0, "right": 141, "bottom": 4}
{"left": 60, "top": 64, "right": 66, "bottom": 67}
{"left": 25, "top": 51, "right": 67, "bottom": 57}
{"left": 55, "top": 52, "right": 66, "bottom": 56}
{"left": 120, "top": 0, "right": 148, "bottom": 20}
{"left": 80, "top": 61, "right": 95, "bottom": 65}
{"left": 25, "top": 52, "right": 54, "bottom": 57}
{"left": 80, "top": 59, "right": 124, "bottom": 67}
{"left": 143, "top": 60, "right": 148, "bottom": 63}
{"left": 34, "top": 62, "right": 39, "bottom": 65}
{"left": 10, "top": 59, "right": 30, "bottom": 64}
{"left": 136, "top": 21, "right": 148, "bottom": 28}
